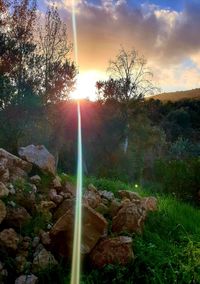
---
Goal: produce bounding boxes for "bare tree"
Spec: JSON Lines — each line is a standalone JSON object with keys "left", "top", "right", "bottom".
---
{"left": 97, "top": 48, "right": 159, "bottom": 153}
{"left": 38, "top": 4, "right": 76, "bottom": 104}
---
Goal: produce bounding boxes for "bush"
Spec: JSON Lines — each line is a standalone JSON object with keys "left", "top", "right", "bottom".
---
{"left": 154, "top": 158, "right": 200, "bottom": 202}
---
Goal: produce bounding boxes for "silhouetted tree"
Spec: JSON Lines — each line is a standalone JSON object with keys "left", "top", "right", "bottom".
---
{"left": 97, "top": 48, "right": 158, "bottom": 152}
{"left": 38, "top": 5, "right": 76, "bottom": 104}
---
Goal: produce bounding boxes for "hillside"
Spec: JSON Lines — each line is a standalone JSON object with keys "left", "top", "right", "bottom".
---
{"left": 149, "top": 88, "right": 200, "bottom": 102}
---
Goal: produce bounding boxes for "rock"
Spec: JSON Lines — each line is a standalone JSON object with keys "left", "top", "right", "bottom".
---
{"left": 0, "top": 228, "right": 19, "bottom": 251}
{"left": 90, "top": 236, "right": 134, "bottom": 268}
{"left": 15, "top": 191, "right": 36, "bottom": 214}
{"left": 18, "top": 145, "right": 56, "bottom": 175}
{"left": 11, "top": 167, "right": 27, "bottom": 182}
{"left": 1, "top": 168, "right": 9, "bottom": 183}
{"left": 30, "top": 175, "right": 41, "bottom": 186}
{"left": 0, "top": 149, "right": 32, "bottom": 181}
{"left": 112, "top": 200, "right": 146, "bottom": 234}
{"left": 37, "top": 201, "right": 56, "bottom": 212}
{"left": 0, "top": 200, "right": 6, "bottom": 224}
{"left": 50, "top": 204, "right": 108, "bottom": 257}
{"left": 15, "top": 255, "right": 27, "bottom": 273}
{"left": 83, "top": 184, "right": 101, "bottom": 209}
{"left": 32, "top": 248, "right": 58, "bottom": 273}
{"left": 118, "top": 190, "right": 141, "bottom": 201}
{"left": 95, "top": 203, "right": 109, "bottom": 215}
{"left": 49, "top": 189, "right": 63, "bottom": 204}
{"left": 19, "top": 237, "right": 31, "bottom": 251}
{"left": 40, "top": 231, "right": 51, "bottom": 246}
{"left": 141, "top": 197, "right": 157, "bottom": 212}
{"left": 53, "top": 199, "right": 74, "bottom": 221}
{"left": 99, "top": 190, "right": 115, "bottom": 201}
{"left": 63, "top": 182, "right": 76, "bottom": 197}
{"left": 52, "top": 176, "right": 62, "bottom": 188}
{"left": 109, "top": 199, "right": 121, "bottom": 217}
{"left": 8, "top": 183, "right": 16, "bottom": 195}
{"left": 5, "top": 206, "right": 31, "bottom": 229}
{"left": 15, "top": 274, "right": 38, "bottom": 284}
{"left": 1, "top": 268, "right": 8, "bottom": 278}
{"left": 32, "top": 237, "right": 40, "bottom": 249}
{"left": 0, "top": 182, "right": 9, "bottom": 198}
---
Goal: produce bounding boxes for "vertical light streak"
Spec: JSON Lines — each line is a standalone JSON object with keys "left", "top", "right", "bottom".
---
{"left": 70, "top": 101, "right": 83, "bottom": 284}
{"left": 70, "top": 1, "right": 83, "bottom": 284}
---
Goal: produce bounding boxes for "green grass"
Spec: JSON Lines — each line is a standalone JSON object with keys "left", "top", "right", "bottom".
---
{"left": 80, "top": 177, "right": 200, "bottom": 284}
{"left": 34, "top": 175, "right": 200, "bottom": 283}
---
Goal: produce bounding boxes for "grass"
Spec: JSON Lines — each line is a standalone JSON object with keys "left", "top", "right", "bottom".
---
{"left": 22, "top": 174, "right": 200, "bottom": 284}
{"left": 80, "top": 177, "right": 200, "bottom": 284}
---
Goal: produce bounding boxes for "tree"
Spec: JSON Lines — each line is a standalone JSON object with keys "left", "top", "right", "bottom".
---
{"left": 97, "top": 48, "right": 158, "bottom": 152}
{"left": 38, "top": 4, "right": 76, "bottom": 104}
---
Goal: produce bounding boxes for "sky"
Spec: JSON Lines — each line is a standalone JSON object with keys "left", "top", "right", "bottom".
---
{"left": 39, "top": 0, "right": 200, "bottom": 99}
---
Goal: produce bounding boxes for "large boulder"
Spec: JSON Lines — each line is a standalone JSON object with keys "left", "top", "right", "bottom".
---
{"left": 112, "top": 200, "right": 147, "bottom": 234}
{"left": 83, "top": 184, "right": 102, "bottom": 209}
{"left": 90, "top": 236, "right": 134, "bottom": 268}
{"left": 0, "top": 149, "right": 32, "bottom": 182}
{"left": 50, "top": 204, "right": 108, "bottom": 257}
{"left": 18, "top": 145, "right": 56, "bottom": 175}
{"left": 53, "top": 199, "right": 74, "bottom": 221}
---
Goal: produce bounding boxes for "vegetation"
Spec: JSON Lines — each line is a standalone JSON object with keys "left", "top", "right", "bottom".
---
{"left": 0, "top": 1, "right": 200, "bottom": 283}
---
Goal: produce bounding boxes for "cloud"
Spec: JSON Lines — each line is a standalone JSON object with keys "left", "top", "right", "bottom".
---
{"left": 45, "top": 0, "right": 200, "bottom": 91}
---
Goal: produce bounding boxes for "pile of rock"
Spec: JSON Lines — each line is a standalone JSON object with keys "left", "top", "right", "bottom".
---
{"left": 0, "top": 145, "right": 157, "bottom": 283}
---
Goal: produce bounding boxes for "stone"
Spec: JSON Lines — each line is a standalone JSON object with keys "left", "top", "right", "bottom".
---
{"left": 15, "top": 255, "right": 27, "bottom": 273}
{"left": 0, "top": 182, "right": 9, "bottom": 198}
{"left": 118, "top": 190, "right": 141, "bottom": 201}
{"left": 8, "top": 183, "right": 16, "bottom": 195}
{"left": 15, "top": 191, "right": 36, "bottom": 214}
{"left": 63, "top": 182, "right": 76, "bottom": 197}
{"left": 141, "top": 197, "right": 157, "bottom": 212}
{"left": 50, "top": 204, "right": 108, "bottom": 257}
{"left": 53, "top": 199, "right": 74, "bottom": 221}
{"left": 15, "top": 274, "right": 38, "bottom": 284}
{"left": 49, "top": 189, "right": 63, "bottom": 204}
{"left": 18, "top": 145, "right": 56, "bottom": 175}
{"left": 0, "top": 149, "right": 32, "bottom": 180}
{"left": 83, "top": 184, "right": 101, "bottom": 209}
{"left": 32, "top": 248, "right": 58, "bottom": 273}
{"left": 95, "top": 203, "right": 109, "bottom": 215}
{"left": 109, "top": 199, "right": 121, "bottom": 217}
{"left": 99, "top": 190, "right": 115, "bottom": 201}
{"left": 90, "top": 236, "right": 134, "bottom": 268}
{"left": 0, "top": 200, "right": 6, "bottom": 224}
{"left": 52, "top": 176, "right": 62, "bottom": 188}
{"left": 0, "top": 228, "right": 19, "bottom": 251}
{"left": 40, "top": 231, "right": 51, "bottom": 246}
{"left": 112, "top": 200, "right": 146, "bottom": 234}
{"left": 30, "top": 175, "right": 41, "bottom": 186}
{"left": 37, "top": 201, "right": 56, "bottom": 212}
{"left": 5, "top": 206, "right": 31, "bottom": 229}
{"left": 32, "top": 237, "right": 40, "bottom": 249}
{"left": 20, "top": 237, "right": 31, "bottom": 251}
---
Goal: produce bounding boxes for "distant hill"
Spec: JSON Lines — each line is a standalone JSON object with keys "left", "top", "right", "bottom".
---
{"left": 148, "top": 88, "right": 200, "bottom": 102}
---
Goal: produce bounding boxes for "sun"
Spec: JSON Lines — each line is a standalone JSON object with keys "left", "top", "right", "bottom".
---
{"left": 70, "top": 70, "right": 106, "bottom": 101}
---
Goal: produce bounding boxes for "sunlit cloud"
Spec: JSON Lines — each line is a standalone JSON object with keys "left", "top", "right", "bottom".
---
{"left": 40, "top": 0, "right": 200, "bottom": 93}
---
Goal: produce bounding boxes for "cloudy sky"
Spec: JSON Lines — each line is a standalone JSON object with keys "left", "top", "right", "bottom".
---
{"left": 39, "top": 0, "right": 200, "bottom": 98}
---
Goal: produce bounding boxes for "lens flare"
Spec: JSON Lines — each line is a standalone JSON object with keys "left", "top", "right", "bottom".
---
{"left": 70, "top": 101, "right": 83, "bottom": 284}
{"left": 70, "top": 1, "right": 83, "bottom": 284}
